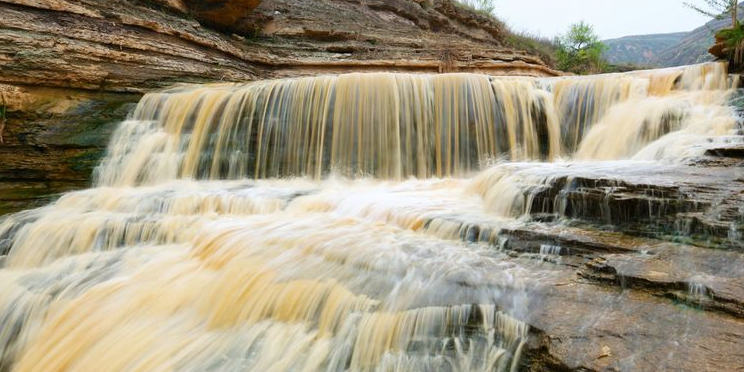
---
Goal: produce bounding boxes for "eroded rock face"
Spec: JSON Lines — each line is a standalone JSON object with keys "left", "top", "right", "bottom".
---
{"left": 0, "top": 0, "right": 557, "bottom": 92}
{"left": 0, "top": 0, "right": 262, "bottom": 92}
{"left": 247, "top": 0, "right": 557, "bottom": 76}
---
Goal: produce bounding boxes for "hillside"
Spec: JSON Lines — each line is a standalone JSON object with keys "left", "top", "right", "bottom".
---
{"left": 603, "top": 10, "right": 741, "bottom": 67}
{"left": 603, "top": 32, "right": 687, "bottom": 66}
{"left": 652, "top": 16, "right": 728, "bottom": 66}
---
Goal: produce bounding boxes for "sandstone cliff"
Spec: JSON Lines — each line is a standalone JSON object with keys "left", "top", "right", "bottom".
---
{"left": 0, "top": 0, "right": 558, "bottom": 214}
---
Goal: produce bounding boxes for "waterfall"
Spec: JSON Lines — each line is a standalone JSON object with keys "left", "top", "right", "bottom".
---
{"left": 94, "top": 62, "right": 737, "bottom": 186}
{"left": 0, "top": 62, "right": 740, "bottom": 372}
{"left": 95, "top": 74, "right": 560, "bottom": 184}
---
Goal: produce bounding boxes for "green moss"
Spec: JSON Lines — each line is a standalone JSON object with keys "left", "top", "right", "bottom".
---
{"left": 0, "top": 185, "right": 65, "bottom": 216}
{"left": 36, "top": 97, "right": 138, "bottom": 147}
{"left": 68, "top": 149, "right": 106, "bottom": 174}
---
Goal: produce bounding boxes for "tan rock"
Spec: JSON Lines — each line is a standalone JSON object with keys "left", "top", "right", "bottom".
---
{"left": 2, "top": 0, "right": 101, "bottom": 17}
{"left": 153, "top": 0, "right": 187, "bottom": 13}
{"left": 599, "top": 345, "right": 612, "bottom": 359}
{"left": 0, "top": 84, "right": 34, "bottom": 112}
{"left": 709, "top": 42, "right": 727, "bottom": 59}
{"left": 181, "top": 0, "right": 262, "bottom": 32}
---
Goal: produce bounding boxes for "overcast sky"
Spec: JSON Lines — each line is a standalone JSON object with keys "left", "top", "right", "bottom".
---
{"left": 494, "top": 0, "right": 714, "bottom": 40}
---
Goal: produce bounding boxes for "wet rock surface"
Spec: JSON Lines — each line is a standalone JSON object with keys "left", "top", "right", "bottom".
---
{"left": 523, "top": 282, "right": 744, "bottom": 372}
{"left": 511, "top": 151, "right": 744, "bottom": 250}
{"left": 397, "top": 148, "right": 744, "bottom": 371}
{"left": 515, "top": 231, "right": 744, "bottom": 372}
{"left": 447, "top": 213, "right": 744, "bottom": 371}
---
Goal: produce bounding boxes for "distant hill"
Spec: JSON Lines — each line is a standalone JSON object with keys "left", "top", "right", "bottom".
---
{"left": 604, "top": 32, "right": 688, "bottom": 67}
{"left": 603, "top": 9, "right": 741, "bottom": 68}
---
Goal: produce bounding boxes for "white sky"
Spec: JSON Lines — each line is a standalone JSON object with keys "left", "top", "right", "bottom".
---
{"left": 494, "top": 0, "right": 714, "bottom": 40}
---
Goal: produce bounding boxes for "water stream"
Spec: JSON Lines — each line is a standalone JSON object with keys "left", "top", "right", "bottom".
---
{"left": 0, "top": 62, "right": 740, "bottom": 372}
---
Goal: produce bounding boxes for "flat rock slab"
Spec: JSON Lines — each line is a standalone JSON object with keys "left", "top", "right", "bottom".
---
{"left": 583, "top": 243, "right": 744, "bottom": 318}
{"left": 525, "top": 281, "right": 744, "bottom": 372}
{"left": 492, "top": 155, "right": 744, "bottom": 249}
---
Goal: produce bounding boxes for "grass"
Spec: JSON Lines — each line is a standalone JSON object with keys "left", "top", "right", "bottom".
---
{"left": 504, "top": 30, "right": 558, "bottom": 67}
{"left": 452, "top": 0, "right": 498, "bottom": 18}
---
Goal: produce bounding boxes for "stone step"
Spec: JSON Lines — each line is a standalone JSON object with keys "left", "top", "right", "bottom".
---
{"left": 486, "top": 161, "right": 744, "bottom": 250}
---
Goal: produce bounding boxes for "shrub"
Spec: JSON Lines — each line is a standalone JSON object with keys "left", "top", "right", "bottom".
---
{"left": 555, "top": 21, "right": 608, "bottom": 74}
{"left": 716, "top": 24, "right": 744, "bottom": 65}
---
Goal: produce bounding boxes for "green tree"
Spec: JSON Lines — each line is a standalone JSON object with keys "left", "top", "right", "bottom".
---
{"left": 684, "top": 0, "right": 739, "bottom": 28}
{"left": 555, "top": 21, "right": 607, "bottom": 74}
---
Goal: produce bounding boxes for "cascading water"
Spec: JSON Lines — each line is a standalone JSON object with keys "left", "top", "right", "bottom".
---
{"left": 0, "top": 62, "right": 740, "bottom": 372}
{"left": 93, "top": 62, "right": 736, "bottom": 186}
